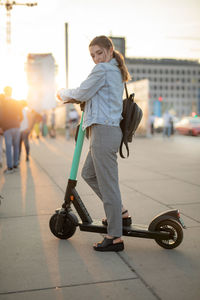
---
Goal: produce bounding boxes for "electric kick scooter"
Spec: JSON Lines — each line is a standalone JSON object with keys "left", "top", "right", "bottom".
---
{"left": 49, "top": 112, "right": 186, "bottom": 249}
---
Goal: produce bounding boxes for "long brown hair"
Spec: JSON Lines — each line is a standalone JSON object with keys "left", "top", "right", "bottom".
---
{"left": 89, "top": 35, "right": 131, "bottom": 82}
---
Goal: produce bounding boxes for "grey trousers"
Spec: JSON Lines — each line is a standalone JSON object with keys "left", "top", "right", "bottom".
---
{"left": 81, "top": 124, "right": 123, "bottom": 237}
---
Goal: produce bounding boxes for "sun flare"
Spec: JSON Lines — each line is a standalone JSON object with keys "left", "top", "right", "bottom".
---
{"left": 0, "top": 51, "right": 28, "bottom": 100}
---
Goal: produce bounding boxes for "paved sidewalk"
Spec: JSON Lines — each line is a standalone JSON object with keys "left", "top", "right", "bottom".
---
{"left": 0, "top": 134, "right": 200, "bottom": 300}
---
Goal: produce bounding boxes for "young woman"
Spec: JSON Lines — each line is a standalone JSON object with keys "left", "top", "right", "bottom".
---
{"left": 57, "top": 35, "right": 132, "bottom": 252}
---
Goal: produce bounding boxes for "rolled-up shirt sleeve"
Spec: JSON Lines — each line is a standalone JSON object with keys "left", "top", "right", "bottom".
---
{"left": 59, "top": 63, "right": 106, "bottom": 102}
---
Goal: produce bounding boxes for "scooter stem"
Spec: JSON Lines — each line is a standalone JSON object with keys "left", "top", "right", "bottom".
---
{"left": 69, "top": 112, "right": 85, "bottom": 180}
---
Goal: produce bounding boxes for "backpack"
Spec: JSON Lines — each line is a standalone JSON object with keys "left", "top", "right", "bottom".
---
{"left": 119, "top": 83, "right": 143, "bottom": 158}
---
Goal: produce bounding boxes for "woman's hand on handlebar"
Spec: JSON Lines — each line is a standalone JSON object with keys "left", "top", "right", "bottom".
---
{"left": 56, "top": 91, "right": 80, "bottom": 104}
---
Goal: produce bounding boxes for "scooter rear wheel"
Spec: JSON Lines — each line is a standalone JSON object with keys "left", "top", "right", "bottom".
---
{"left": 49, "top": 213, "right": 77, "bottom": 239}
{"left": 155, "top": 219, "right": 183, "bottom": 249}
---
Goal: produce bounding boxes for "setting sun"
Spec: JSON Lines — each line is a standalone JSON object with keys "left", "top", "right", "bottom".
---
{"left": 0, "top": 49, "right": 28, "bottom": 99}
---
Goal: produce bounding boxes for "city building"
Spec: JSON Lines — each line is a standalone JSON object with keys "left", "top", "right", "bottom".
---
{"left": 126, "top": 58, "right": 200, "bottom": 117}
{"left": 110, "top": 36, "right": 200, "bottom": 117}
{"left": 109, "top": 36, "right": 126, "bottom": 57}
{"left": 26, "top": 53, "right": 57, "bottom": 113}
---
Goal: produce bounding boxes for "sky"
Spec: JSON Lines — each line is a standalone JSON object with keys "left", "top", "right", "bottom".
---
{"left": 0, "top": 0, "right": 200, "bottom": 99}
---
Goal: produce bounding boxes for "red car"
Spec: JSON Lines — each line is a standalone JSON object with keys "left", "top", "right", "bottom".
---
{"left": 175, "top": 117, "right": 200, "bottom": 136}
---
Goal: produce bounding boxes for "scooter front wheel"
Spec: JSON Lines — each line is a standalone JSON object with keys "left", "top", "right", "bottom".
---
{"left": 49, "top": 213, "right": 77, "bottom": 239}
{"left": 155, "top": 219, "right": 183, "bottom": 249}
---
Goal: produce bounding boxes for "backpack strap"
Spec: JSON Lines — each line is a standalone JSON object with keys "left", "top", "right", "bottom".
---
{"left": 119, "top": 83, "right": 130, "bottom": 158}
{"left": 119, "top": 139, "right": 129, "bottom": 158}
{"left": 124, "top": 82, "right": 129, "bottom": 99}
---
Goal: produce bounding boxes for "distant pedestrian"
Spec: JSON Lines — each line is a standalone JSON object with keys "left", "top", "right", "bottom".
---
{"left": 34, "top": 122, "right": 40, "bottom": 139}
{"left": 42, "top": 112, "right": 48, "bottom": 137}
{"left": 49, "top": 108, "right": 56, "bottom": 138}
{"left": 33, "top": 113, "right": 42, "bottom": 139}
{"left": 170, "top": 116, "right": 174, "bottom": 135}
{"left": 19, "top": 101, "right": 31, "bottom": 162}
{"left": 1, "top": 86, "right": 23, "bottom": 174}
{"left": 68, "top": 107, "right": 79, "bottom": 138}
{"left": 163, "top": 110, "right": 172, "bottom": 137}
{"left": 149, "top": 113, "right": 156, "bottom": 135}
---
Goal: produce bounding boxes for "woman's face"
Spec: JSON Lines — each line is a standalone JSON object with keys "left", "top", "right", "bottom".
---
{"left": 89, "top": 45, "right": 113, "bottom": 64}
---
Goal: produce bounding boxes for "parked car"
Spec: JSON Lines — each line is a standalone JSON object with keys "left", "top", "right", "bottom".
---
{"left": 175, "top": 117, "right": 200, "bottom": 136}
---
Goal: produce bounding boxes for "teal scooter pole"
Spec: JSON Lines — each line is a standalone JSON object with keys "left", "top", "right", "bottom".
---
{"left": 69, "top": 112, "right": 85, "bottom": 180}
{"left": 62, "top": 111, "right": 90, "bottom": 218}
{"left": 54, "top": 109, "right": 92, "bottom": 232}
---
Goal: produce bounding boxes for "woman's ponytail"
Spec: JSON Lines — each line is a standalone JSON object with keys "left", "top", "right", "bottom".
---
{"left": 113, "top": 50, "right": 131, "bottom": 82}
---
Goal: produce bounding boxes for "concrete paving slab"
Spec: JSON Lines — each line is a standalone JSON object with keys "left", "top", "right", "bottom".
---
{"left": 0, "top": 279, "right": 157, "bottom": 300}
{"left": 0, "top": 215, "right": 136, "bottom": 294}
{"left": 119, "top": 165, "right": 169, "bottom": 182}
{"left": 120, "top": 161, "right": 200, "bottom": 186}
{"left": 0, "top": 162, "right": 53, "bottom": 189}
{"left": 127, "top": 136, "right": 200, "bottom": 184}
{"left": 119, "top": 190, "right": 198, "bottom": 228}
{"left": 162, "top": 169, "right": 200, "bottom": 186}
{"left": 123, "top": 178, "right": 200, "bottom": 205}
{"left": 0, "top": 185, "right": 64, "bottom": 218}
{"left": 121, "top": 226, "right": 200, "bottom": 300}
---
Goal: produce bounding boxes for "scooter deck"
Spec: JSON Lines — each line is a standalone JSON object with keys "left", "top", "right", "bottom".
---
{"left": 79, "top": 219, "right": 169, "bottom": 240}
